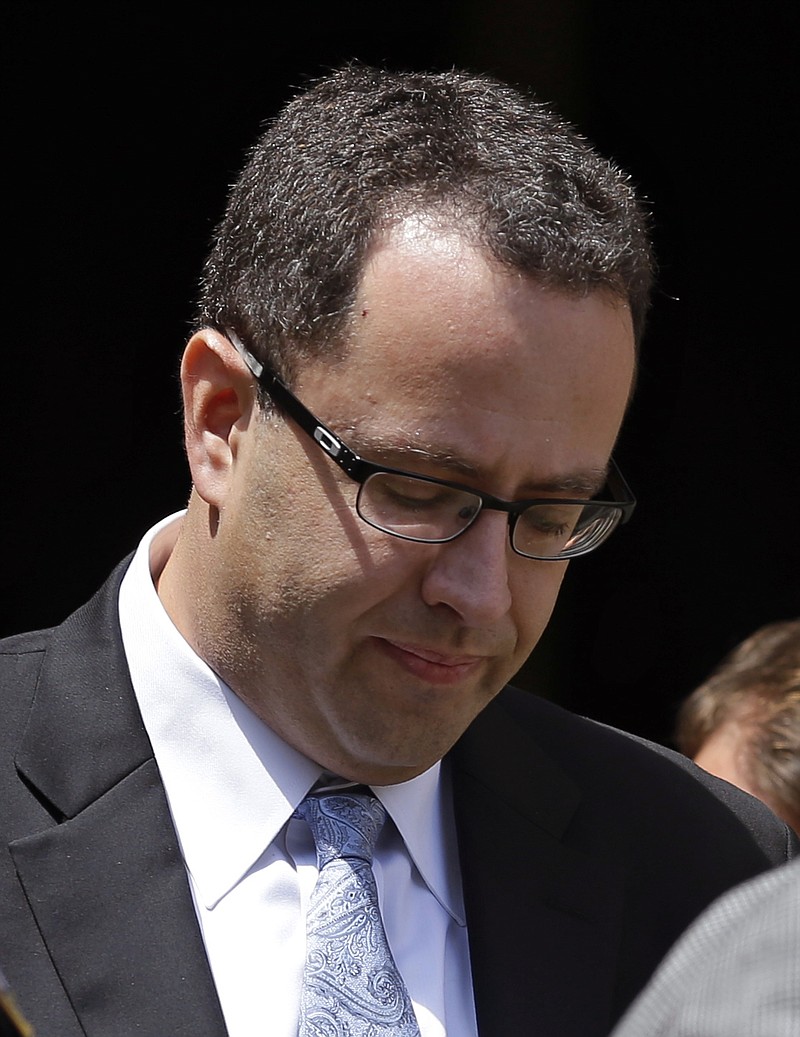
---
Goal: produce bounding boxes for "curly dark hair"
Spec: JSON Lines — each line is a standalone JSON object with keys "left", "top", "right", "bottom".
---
{"left": 197, "top": 63, "right": 654, "bottom": 385}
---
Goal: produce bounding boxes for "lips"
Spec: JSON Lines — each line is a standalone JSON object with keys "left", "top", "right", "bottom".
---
{"left": 376, "top": 637, "right": 485, "bottom": 685}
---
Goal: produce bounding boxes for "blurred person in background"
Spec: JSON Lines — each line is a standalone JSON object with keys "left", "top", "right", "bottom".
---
{"left": 675, "top": 618, "right": 800, "bottom": 834}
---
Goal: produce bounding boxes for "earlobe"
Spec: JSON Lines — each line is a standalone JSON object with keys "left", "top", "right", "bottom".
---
{"left": 181, "top": 329, "right": 255, "bottom": 508}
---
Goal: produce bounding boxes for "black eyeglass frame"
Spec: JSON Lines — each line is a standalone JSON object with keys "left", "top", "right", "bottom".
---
{"left": 227, "top": 331, "right": 636, "bottom": 559}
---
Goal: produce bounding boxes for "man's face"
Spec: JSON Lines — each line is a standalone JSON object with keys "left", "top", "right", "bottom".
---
{"left": 200, "top": 222, "right": 636, "bottom": 784}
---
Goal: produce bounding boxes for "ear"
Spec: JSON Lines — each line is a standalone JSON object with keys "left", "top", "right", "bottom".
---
{"left": 180, "top": 328, "right": 257, "bottom": 508}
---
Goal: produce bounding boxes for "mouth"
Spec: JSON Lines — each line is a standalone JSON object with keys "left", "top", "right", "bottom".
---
{"left": 374, "top": 637, "right": 487, "bottom": 685}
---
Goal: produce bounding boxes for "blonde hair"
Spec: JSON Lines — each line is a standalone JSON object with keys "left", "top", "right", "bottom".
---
{"left": 675, "top": 619, "right": 800, "bottom": 831}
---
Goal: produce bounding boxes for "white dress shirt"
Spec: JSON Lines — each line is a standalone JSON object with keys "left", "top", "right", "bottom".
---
{"left": 118, "top": 512, "right": 478, "bottom": 1037}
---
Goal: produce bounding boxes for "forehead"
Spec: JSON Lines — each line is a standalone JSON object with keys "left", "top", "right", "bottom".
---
{"left": 296, "top": 221, "right": 635, "bottom": 486}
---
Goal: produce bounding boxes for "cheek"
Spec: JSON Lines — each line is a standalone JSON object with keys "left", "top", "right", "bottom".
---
{"left": 511, "top": 562, "right": 569, "bottom": 650}
{"left": 230, "top": 477, "right": 411, "bottom": 626}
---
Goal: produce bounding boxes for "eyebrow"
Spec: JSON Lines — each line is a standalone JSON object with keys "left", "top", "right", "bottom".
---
{"left": 339, "top": 426, "right": 610, "bottom": 499}
{"left": 231, "top": 331, "right": 615, "bottom": 502}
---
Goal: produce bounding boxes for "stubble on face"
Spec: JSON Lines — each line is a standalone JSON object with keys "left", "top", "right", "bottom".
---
{"left": 198, "top": 457, "right": 515, "bottom": 782}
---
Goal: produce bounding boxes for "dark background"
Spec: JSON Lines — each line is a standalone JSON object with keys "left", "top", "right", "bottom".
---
{"left": 3, "top": 2, "right": 797, "bottom": 747}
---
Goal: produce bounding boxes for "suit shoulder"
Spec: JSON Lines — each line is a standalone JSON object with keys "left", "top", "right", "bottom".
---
{"left": 0, "top": 554, "right": 133, "bottom": 666}
{"left": 0, "top": 629, "right": 51, "bottom": 760}
{"left": 498, "top": 683, "right": 736, "bottom": 782}
{"left": 495, "top": 684, "right": 799, "bottom": 862}
{"left": 0, "top": 627, "right": 51, "bottom": 657}
{"left": 0, "top": 628, "right": 50, "bottom": 692}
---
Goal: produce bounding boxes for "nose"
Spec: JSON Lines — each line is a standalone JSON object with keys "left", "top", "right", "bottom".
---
{"left": 420, "top": 510, "right": 513, "bottom": 625}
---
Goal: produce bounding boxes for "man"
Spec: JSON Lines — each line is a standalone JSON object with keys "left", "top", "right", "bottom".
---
{"left": 609, "top": 856, "right": 800, "bottom": 1036}
{"left": 1, "top": 64, "right": 796, "bottom": 1037}
{"left": 675, "top": 618, "right": 800, "bottom": 834}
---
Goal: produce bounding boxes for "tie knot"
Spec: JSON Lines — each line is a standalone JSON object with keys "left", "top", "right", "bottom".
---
{"left": 295, "top": 792, "right": 386, "bottom": 867}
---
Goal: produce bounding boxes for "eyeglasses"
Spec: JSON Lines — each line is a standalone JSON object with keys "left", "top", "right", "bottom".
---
{"left": 228, "top": 332, "right": 636, "bottom": 561}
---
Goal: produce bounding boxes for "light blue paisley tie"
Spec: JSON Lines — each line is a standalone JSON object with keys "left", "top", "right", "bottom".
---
{"left": 294, "top": 792, "right": 422, "bottom": 1037}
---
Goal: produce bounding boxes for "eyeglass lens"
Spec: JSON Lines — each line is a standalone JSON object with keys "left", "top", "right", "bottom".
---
{"left": 356, "top": 471, "right": 622, "bottom": 559}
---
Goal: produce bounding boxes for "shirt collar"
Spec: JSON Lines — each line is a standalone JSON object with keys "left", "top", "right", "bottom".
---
{"left": 374, "top": 764, "right": 465, "bottom": 925}
{"left": 118, "top": 512, "right": 464, "bottom": 923}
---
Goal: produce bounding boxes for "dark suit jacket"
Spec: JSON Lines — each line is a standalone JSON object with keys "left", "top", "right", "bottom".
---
{"left": 609, "top": 856, "right": 800, "bottom": 1036}
{"left": 1, "top": 559, "right": 797, "bottom": 1037}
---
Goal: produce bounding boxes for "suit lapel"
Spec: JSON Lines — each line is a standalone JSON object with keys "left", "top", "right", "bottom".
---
{"left": 452, "top": 695, "right": 625, "bottom": 1037}
{"left": 11, "top": 560, "right": 228, "bottom": 1036}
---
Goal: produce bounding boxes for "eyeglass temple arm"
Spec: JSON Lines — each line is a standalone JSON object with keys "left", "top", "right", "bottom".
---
{"left": 227, "top": 331, "right": 365, "bottom": 479}
{"left": 606, "top": 458, "right": 636, "bottom": 521}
